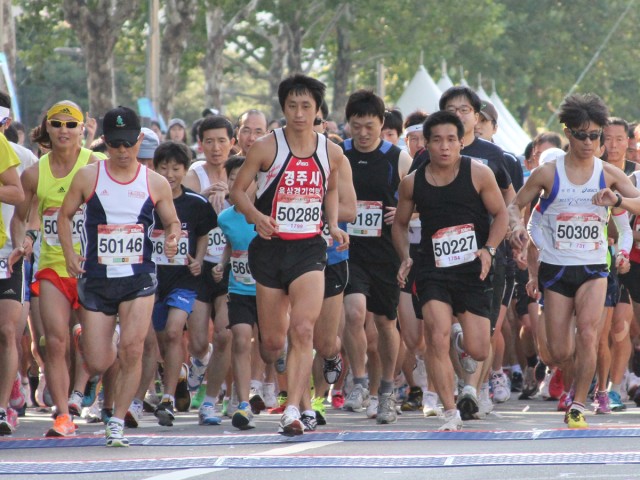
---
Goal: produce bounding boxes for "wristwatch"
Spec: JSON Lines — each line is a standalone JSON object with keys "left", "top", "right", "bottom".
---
{"left": 483, "top": 245, "right": 496, "bottom": 257}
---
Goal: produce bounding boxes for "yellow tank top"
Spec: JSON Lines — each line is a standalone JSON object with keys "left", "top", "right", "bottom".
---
{"left": 37, "top": 148, "right": 91, "bottom": 277}
{"left": 0, "top": 133, "right": 20, "bottom": 250}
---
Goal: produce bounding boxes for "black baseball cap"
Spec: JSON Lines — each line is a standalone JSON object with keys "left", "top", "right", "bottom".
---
{"left": 103, "top": 106, "right": 141, "bottom": 145}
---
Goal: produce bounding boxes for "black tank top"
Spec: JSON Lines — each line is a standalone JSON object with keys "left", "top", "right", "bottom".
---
{"left": 414, "top": 156, "right": 490, "bottom": 274}
{"left": 342, "top": 138, "right": 401, "bottom": 264}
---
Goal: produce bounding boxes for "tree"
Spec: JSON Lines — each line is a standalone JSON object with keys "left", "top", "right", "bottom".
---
{"left": 61, "top": 0, "right": 141, "bottom": 116}
{"left": 1, "top": 0, "right": 17, "bottom": 86}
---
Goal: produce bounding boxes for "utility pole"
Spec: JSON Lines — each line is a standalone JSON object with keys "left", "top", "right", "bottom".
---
{"left": 146, "top": 0, "right": 160, "bottom": 111}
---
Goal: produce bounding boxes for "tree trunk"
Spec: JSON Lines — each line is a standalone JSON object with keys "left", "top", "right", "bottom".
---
{"left": 159, "top": 0, "right": 196, "bottom": 120}
{"left": 267, "top": 24, "right": 288, "bottom": 120}
{"left": 62, "top": 0, "right": 141, "bottom": 116}
{"left": 1, "top": 0, "right": 17, "bottom": 86}
{"left": 332, "top": 3, "right": 352, "bottom": 123}
{"left": 285, "top": 11, "right": 303, "bottom": 74}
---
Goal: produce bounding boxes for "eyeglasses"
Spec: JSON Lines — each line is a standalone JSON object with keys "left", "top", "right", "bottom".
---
{"left": 314, "top": 118, "right": 326, "bottom": 126}
{"left": 445, "top": 105, "right": 474, "bottom": 115}
{"left": 569, "top": 129, "right": 601, "bottom": 141}
{"left": 49, "top": 120, "right": 79, "bottom": 129}
{"left": 106, "top": 139, "right": 136, "bottom": 149}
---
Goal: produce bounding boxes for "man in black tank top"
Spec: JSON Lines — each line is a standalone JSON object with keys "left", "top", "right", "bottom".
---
{"left": 392, "top": 111, "right": 509, "bottom": 431}
{"left": 340, "top": 90, "right": 412, "bottom": 424}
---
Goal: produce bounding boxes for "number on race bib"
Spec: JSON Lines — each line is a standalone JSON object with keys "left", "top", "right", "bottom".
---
{"left": 42, "top": 207, "right": 84, "bottom": 246}
{"left": 432, "top": 224, "right": 477, "bottom": 268}
{"left": 97, "top": 224, "right": 144, "bottom": 265}
{"left": 347, "top": 200, "right": 383, "bottom": 237}
{"left": 206, "top": 227, "right": 226, "bottom": 258}
{"left": 151, "top": 230, "right": 189, "bottom": 265}
{"left": 555, "top": 213, "right": 603, "bottom": 251}
{"left": 322, "top": 222, "right": 333, "bottom": 247}
{"left": 0, "top": 257, "right": 10, "bottom": 280}
{"left": 275, "top": 194, "right": 322, "bottom": 234}
{"left": 231, "top": 250, "right": 255, "bottom": 285}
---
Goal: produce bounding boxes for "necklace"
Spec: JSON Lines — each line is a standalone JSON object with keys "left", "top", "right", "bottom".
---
{"left": 426, "top": 160, "right": 461, "bottom": 187}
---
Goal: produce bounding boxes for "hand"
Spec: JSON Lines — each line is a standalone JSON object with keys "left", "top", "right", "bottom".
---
{"left": 65, "top": 252, "right": 86, "bottom": 277}
{"left": 8, "top": 247, "right": 25, "bottom": 273}
{"left": 509, "top": 224, "right": 529, "bottom": 251}
{"left": 475, "top": 248, "right": 492, "bottom": 281}
{"left": 526, "top": 277, "right": 541, "bottom": 300}
{"left": 187, "top": 254, "right": 202, "bottom": 276}
{"left": 164, "top": 233, "right": 178, "bottom": 259}
{"left": 592, "top": 188, "right": 619, "bottom": 207}
{"left": 21, "top": 236, "right": 34, "bottom": 258}
{"left": 616, "top": 252, "right": 631, "bottom": 274}
{"left": 329, "top": 225, "right": 349, "bottom": 252}
{"left": 397, "top": 258, "right": 413, "bottom": 288}
{"left": 201, "top": 181, "right": 229, "bottom": 197}
{"left": 84, "top": 112, "right": 97, "bottom": 137}
{"left": 209, "top": 191, "right": 227, "bottom": 215}
{"left": 254, "top": 214, "right": 277, "bottom": 240}
{"left": 384, "top": 206, "right": 396, "bottom": 225}
{"left": 513, "top": 248, "right": 528, "bottom": 269}
{"left": 212, "top": 263, "right": 224, "bottom": 283}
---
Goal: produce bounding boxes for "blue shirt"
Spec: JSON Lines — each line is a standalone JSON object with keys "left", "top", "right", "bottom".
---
{"left": 217, "top": 206, "right": 257, "bottom": 296}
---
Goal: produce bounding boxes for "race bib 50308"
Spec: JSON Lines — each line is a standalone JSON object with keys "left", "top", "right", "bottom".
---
{"left": 554, "top": 212, "right": 602, "bottom": 251}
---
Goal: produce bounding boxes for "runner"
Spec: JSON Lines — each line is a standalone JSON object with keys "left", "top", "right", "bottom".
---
{"left": 58, "top": 106, "right": 180, "bottom": 447}
{"left": 230, "top": 74, "right": 348, "bottom": 435}
{"left": 235, "top": 110, "right": 268, "bottom": 155}
{"left": 511, "top": 93, "right": 640, "bottom": 428}
{"left": 393, "top": 110, "right": 508, "bottom": 430}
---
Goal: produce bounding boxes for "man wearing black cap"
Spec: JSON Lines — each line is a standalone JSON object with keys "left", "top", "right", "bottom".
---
{"left": 58, "top": 106, "right": 181, "bottom": 447}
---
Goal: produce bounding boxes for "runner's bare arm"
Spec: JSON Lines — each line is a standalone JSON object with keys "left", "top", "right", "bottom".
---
{"left": 0, "top": 165, "right": 23, "bottom": 207}
{"left": 325, "top": 150, "right": 349, "bottom": 250}
{"left": 392, "top": 173, "right": 416, "bottom": 288}
{"left": 8, "top": 166, "right": 37, "bottom": 268}
{"left": 594, "top": 164, "right": 640, "bottom": 213}
{"left": 398, "top": 150, "right": 412, "bottom": 180}
{"left": 150, "top": 172, "right": 181, "bottom": 259}
{"left": 58, "top": 166, "right": 96, "bottom": 276}
{"left": 337, "top": 155, "right": 357, "bottom": 223}
{"left": 230, "top": 135, "right": 277, "bottom": 239}
{"left": 182, "top": 169, "right": 202, "bottom": 193}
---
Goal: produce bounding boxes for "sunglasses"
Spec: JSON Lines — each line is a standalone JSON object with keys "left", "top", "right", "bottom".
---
{"left": 49, "top": 120, "right": 80, "bottom": 129}
{"left": 569, "top": 129, "right": 601, "bottom": 141}
{"left": 106, "top": 139, "right": 137, "bottom": 149}
{"left": 314, "top": 118, "right": 325, "bottom": 126}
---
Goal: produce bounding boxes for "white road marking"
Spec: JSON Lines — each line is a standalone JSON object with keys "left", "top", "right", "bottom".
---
{"left": 144, "top": 468, "right": 227, "bottom": 480}
{"left": 255, "top": 440, "right": 342, "bottom": 456}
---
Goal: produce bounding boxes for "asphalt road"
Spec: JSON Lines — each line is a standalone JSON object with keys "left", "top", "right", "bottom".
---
{"left": 2, "top": 393, "right": 640, "bottom": 480}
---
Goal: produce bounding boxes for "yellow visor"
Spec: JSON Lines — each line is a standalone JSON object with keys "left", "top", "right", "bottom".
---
{"left": 47, "top": 104, "right": 83, "bottom": 122}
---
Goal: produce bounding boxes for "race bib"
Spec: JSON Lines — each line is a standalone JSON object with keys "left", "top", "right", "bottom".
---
{"left": 635, "top": 218, "right": 640, "bottom": 250}
{"left": 207, "top": 227, "right": 226, "bottom": 258}
{"left": 42, "top": 207, "right": 84, "bottom": 246}
{"left": 151, "top": 229, "right": 189, "bottom": 266}
{"left": 230, "top": 250, "right": 255, "bottom": 285}
{"left": 322, "top": 222, "right": 333, "bottom": 247}
{"left": 348, "top": 200, "right": 383, "bottom": 237}
{"left": 97, "top": 224, "right": 144, "bottom": 265}
{"left": 0, "top": 257, "right": 10, "bottom": 280}
{"left": 275, "top": 194, "right": 322, "bottom": 234}
{"left": 432, "top": 224, "right": 477, "bottom": 268}
{"left": 555, "top": 213, "right": 603, "bottom": 251}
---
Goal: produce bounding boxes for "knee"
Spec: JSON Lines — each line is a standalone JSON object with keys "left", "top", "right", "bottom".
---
{"left": 289, "top": 321, "right": 314, "bottom": 346}
{"left": 344, "top": 302, "right": 366, "bottom": 327}
{"left": 118, "top": 340, "right": 144, "bottom": 365}
{"left": 0, "top": 323, "right": 14, "bottom": 343}
{"left": 212, "top": 328, "right": 231, "bottom": 350}
{"left": 232, "top": 334, "right": 251, "bottom": 355}
{"left": 315, "top": 336, "right": 338, "bottom": 359}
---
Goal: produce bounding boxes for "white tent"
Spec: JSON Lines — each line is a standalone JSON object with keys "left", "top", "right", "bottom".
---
{"left": 395, "top": 65, "right": 442, "bottom": 115}
{"left": 476, "top": 81, "right": 521, "bottom": 154}
{"left": 490, "top": 80, "right": 530, "bottom": 154}
{"left": 436, "top": 59, "right": 454, "bottom": 92}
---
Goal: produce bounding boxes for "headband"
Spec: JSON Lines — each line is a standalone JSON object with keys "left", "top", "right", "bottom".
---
{"left": 47, "top": 104, "right": 84, "bottom": 123}
{"left": 404, "top": 124, "right": 423, "bottom": 136}
{"left": 0, "top": 106, "right": 9, "bottom": 123}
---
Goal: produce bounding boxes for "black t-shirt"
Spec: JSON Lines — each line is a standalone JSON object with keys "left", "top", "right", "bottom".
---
{"left": 153, "top": 186, "right": 218, "bottom": 298}
{"left": 341, "top": 138, "right": 402, "bottom": 265}
{"left": 504, "top": 151, "right": 524, "bottom": 193}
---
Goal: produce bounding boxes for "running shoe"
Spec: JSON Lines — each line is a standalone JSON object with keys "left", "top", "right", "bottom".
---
{"left": 221, "top": 397, "right": 230, "bottom": 417}
{"left": 68, "top": 390, "right": 84, "bottom": 416}
{"left": 175, "top": 363, "right": 191, "bottom": 412}
{"left": 106, "top": 420, "right": 129, "bottom": 447}
{"left": 301, "top": 412, "right": 317, "bottom": 431}
{"left": 190, "top": 383, "right": 207, "bottom": 410}
{"left": 249, "top": 385, "right": 265, "bottom": 414}
{"left": 413, "top": 357, "right": 428, "bottom": 391}
{"left": 275, "top": 341, "right": 287, "bottom": 374}
{"left": 231, "top": 401, "right": 255, "bottom": 430}
{"left": 46, "top": 413, "right": 76, "bottom": 437}
{"left": 451, "top": 322, "right": 477, "bottom": 373}
{"left": 125, "top": 400, "right": 143, "bottom": 428}
{"left": 490, "top": 372, "right": 511, "bottom": 403}
{"left": 438, "top": 409, "right": 463, "bottom": 431}
{"left": 401, "top": 386, "right": 423, "bottom": 411}
{"left": 566, "top": 409, "right": 588, "bottom": 428}
{"left": 82, "top": 376, "right": 100, "bottom": 408}
{"left": 548, "top": 368, "right": 564, "bottom": 400}
{"left": 0, "top": 408, "right": 15, "bottom": 435}
{"left": 199, "top": 402, "right": 222, "bottom": 425}
{"left": 312, "top": 396, "right": 327, "bottom": 425}
{"left": 519, "top": 366, "right": 538, "bottom": 400}
{"left": 476, "top": 382, "right": 493, "bottom": 418}
{"left": 331, "top": 390, "right": 345, "bottom": 409}
{"left": 376, "top": 393, "right": 397, "bottom": 424}
{"left": 594, "top": 390, "right": 611, "bottom": 414}
{"left": 278, "top": 405, "right": 304, "bottom": 436}
{"left": 456, "top": 385, "right": 479, "bottom": 421}
{"left": 366, "top": 395, "right": 379, "bottom": 419}
{"left": 9, "top": 376, "right": 25, "bottom": 411}
{"left": 188, "top": 344, "right": 212, "bottom": 392}
{"left": 155, "top": 400, "right": 175, "bottom": 427}
{"left": 608, "top": 390, "right": 627, "bottom": 411}
{"left": 344, "top": 384, "right": 369, "bottom": 412}
{"left": 510, "top": 371, "right": 523, "bottom": 392}
{"left": 263, "top": 383, "right": 277, "bottom": 409}
{"left": 557, "top": 392, "right": 570, "bottom": 412}
{"left": 101, "top": 407, "right": 113, "bottom": 424}
{"left": 422, "top": 391, "right": 442, "bottom": 417}
{"left": 228, "top": 384, "right": 239, "bottom": 417}
{"left": 323, "top": 354, "right": 343, "bottom": 385}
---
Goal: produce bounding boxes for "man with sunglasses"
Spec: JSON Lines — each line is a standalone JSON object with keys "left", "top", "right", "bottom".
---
{"left": 510, "top": 93, "right": 640, "bottom": 428}
{"left": 57, "top": 106, "right": 180, "bottom": 447}
{"left": 11, "top": 101, "right": 97, "bottom": 438}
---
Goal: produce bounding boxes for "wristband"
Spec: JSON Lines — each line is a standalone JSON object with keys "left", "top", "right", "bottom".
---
{"left": 614, "top": 193, "right": 623, "bottom": 208}
{"left": 618, "top": 250, "right": 630, "bottom": 259}
{"left": 26, "top": 230, "right": 38, "bottom": 243}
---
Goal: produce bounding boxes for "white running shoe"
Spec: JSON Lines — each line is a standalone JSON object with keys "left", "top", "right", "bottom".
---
{"left": 490, "top": 372, "right": 511, "bottom": 403}
{"left": 344, "top": 384, "right": 369, "bottom": 412}
{"left": 188, "top": 343, "right": 213, "bottom": 392}
{"left": 278, "top": 405, "right": 303, "bottom": 436}
{"left": 366, "top": 395, "right": 379, "bottom": 419}
{"left": 438, "top": 409, "right": 463, "bottom": 431}
{"left": 422, "top": 391, "right": 442, "bottom": 417}
{"left": 263, "top": 382, "right": 277, "bottom": 408}
{"left": 451, "top": 322, "right": 477, "bottom": 373}
{"left": 477, "top": 382, "right": 493, "bottom": 418}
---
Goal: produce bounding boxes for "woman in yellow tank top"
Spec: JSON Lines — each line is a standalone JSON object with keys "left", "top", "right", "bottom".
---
{"left": 11, "top": 100, "right": 99, "bottom": 437}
